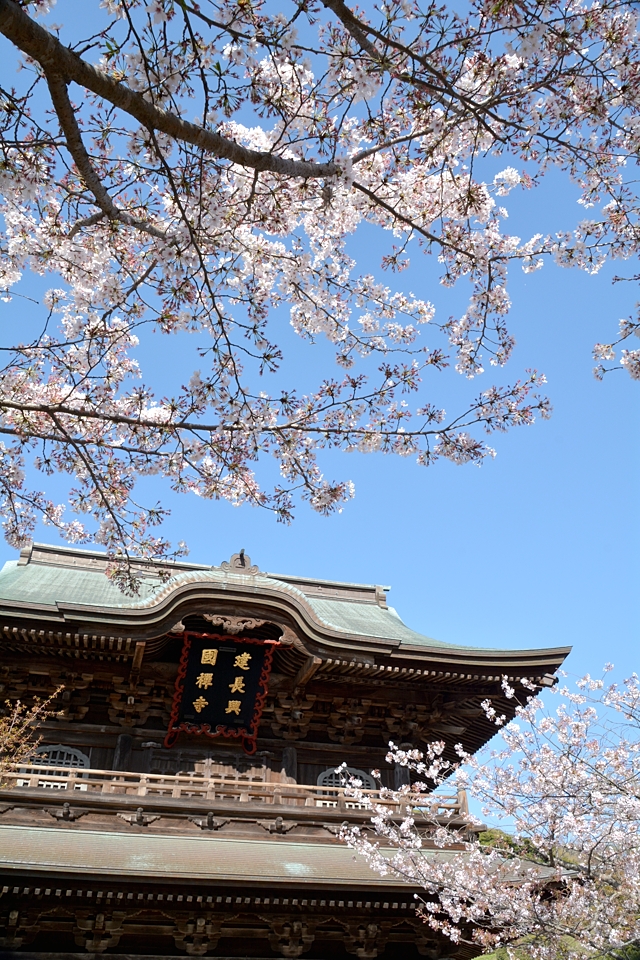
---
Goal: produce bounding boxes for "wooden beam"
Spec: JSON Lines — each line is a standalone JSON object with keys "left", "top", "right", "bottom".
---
{"left": 292, "top": 656, "right": 322, "bottom": 691}
{"left": 129, "top": 641, "right": 146, "bottom": 687}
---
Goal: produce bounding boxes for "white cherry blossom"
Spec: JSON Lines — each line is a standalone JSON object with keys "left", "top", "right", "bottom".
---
{"left": 342, "top": 669, "right": 640, "bottom": 960}
{"left": 0, "top": 0, "right": 637, "bottom": 583}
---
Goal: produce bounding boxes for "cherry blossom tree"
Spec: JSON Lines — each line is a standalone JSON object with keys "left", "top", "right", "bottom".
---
{"left": 341, "top": 670, "right": 640, "bottom": 960}
{"left": 0, "top": 690, "right": 60, "bottom": 781}
{"left": 0, "top": 0, "right": 639, "bottom": 584}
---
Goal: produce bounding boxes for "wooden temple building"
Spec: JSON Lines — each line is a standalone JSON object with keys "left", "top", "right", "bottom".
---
{"left": 0, "top": 542, "right": 570, "bottom": 959}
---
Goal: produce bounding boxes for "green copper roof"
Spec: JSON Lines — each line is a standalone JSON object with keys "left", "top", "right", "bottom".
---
{"left": 0, "top": 823, "right": 444, "bottom": 886}
{"left": 0, "top": 543, "right": 571, "bottom": 667}
{"left": 0, "top": 558, "right": 160, "bottom": 607}
{"left": 301, "top": 596, "right": 441, "bottom": 646}
{"left": 0, "top": 541, "right": 450, "bottom": 649}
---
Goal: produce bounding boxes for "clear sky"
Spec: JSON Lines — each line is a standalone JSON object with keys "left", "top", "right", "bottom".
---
{"left": 0, "top": 2, "right": 638, "bottom": 691}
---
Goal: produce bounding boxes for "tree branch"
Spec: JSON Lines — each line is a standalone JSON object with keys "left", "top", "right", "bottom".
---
{"left": 0, "top": 0, "right": 342, "bottom": 180}
{"left": 321, "top": 0, "right": 385, "bottom": 64}
{"left": 321, "top": 0, "right": 509, "bottom": 141}
{"left": 352, "top": 180, "right": 470, "bottom": 258}
{"left": 0, "top": 391, "right": 539, "bottom": 440}
{"left": 45, "top": 71, "right": 167, "bottom": 240}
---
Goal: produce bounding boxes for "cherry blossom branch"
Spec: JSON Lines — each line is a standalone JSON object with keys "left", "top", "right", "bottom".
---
{"left": 341, "top": 671, "right": 640, "bottom": 959}
{"left": 0, "top": 0, "right": 635, "bottom": 571}
{"left": 0, "top": 0, "right": 343, "bottom": 179}
{"left": 45, "top": 71, "right": 168, "bottom": 241}
{"left": 352, "top": 181, "right": 470, "bottom": 258}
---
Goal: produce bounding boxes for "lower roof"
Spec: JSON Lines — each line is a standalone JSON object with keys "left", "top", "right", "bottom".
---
{"left": 0, "top": 824, "right": 440, "bottom": 888}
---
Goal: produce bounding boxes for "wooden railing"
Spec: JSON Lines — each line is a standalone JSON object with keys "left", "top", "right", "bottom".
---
{"left": 4, "top": 763, "right": 468, "bottom": 817}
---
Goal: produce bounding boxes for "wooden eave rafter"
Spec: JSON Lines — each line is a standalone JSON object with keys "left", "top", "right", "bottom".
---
{"left": 0, "top": 623, "right": 139, "bottom": 661}
{"left": 0, "top": 620, "right": 570, "bottom": 689}
{"left": 0, "top": 608, "right": 570, "bottom": 680}
{"left": 0, "top": 583, "right": 570, "bottom": 677}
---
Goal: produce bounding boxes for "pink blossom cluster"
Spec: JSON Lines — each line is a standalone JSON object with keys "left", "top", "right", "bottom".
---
{"left": 0, "top": 0, "right": 638, "bottom": 579}
{"left": 341, "top": 668, "right": 640, "bottom": 959}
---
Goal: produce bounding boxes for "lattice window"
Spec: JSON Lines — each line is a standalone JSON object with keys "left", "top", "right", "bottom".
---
{"left": 317, "top": 766, "right": 375, "bottom": 790}
{"left": 33, "top": 745, "right": 90, "bottom": 768}
{"left": 17, "top": 744, "right": 90, "bottom": 789}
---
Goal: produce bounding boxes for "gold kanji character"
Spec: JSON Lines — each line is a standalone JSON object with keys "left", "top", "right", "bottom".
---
{"left": 234, "top": 652, "right": 252, "bottom": 671}
{"left": 201, "top": 648, "right": 218, "bottom": 666}
{"left": 229, "top": 676, "right": 245, "bottom": 694}
{"left": 225, "top": 700, "right": 242, "bottom": 715}
{"left": 193, "top": 696, "right": 208, "bottom": 713}
{"left": 196, "top": 672, "right": 213, "bottom": 689}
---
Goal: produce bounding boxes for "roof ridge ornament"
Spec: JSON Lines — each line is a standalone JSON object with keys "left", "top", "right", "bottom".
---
{"left": 220, "top": 548, "right": 260, "bottom": 577}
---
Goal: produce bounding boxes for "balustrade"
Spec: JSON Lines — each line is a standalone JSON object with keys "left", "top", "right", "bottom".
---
{"left": 4, "top": 762, "right": 467, "bottom": 818}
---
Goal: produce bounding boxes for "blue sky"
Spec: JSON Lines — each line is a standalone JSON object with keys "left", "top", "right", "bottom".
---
{"left": 0, "top": 2, "right": 639, "bottom": 690}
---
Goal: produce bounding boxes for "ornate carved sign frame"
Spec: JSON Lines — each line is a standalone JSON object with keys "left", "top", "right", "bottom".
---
{"left": 164, "top": 632, "right": 279, "bottom": 754}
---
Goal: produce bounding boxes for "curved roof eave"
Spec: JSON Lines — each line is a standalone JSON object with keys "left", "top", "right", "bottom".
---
{"left": 0, "top": 544, "right": 571, "bottom": 672}
{"left": 0, "top": 566, "right": 570, "bottom": 672}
